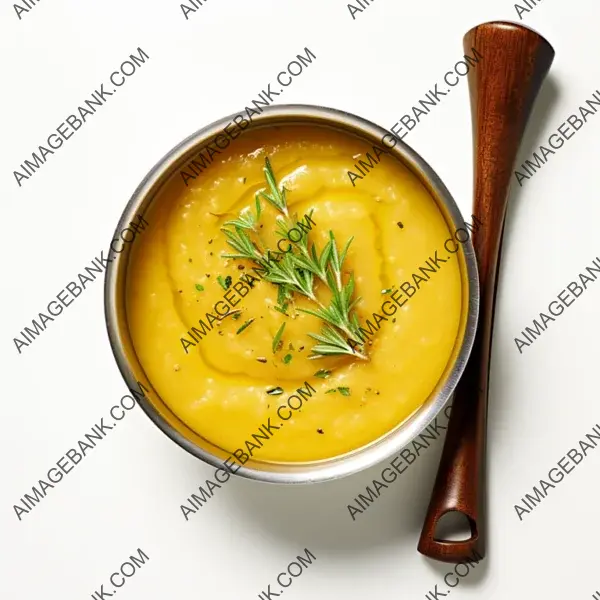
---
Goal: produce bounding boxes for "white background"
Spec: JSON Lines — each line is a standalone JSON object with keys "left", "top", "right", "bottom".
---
{"left": 1, "top": 0, "right": 599, "bottom": 598}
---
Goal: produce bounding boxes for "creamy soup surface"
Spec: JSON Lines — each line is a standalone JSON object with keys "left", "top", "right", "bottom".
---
{"left": 126, "top": 124, "right": 463, "bottom": 462}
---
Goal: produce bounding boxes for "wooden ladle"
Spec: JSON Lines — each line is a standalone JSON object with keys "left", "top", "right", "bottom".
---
{"left": 417, "top": 21, "right": 555, "bottom": 563}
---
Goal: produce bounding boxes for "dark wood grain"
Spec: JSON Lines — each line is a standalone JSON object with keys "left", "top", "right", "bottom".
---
{"left": 417, "top": 21, "right": 555, "bottom": 563}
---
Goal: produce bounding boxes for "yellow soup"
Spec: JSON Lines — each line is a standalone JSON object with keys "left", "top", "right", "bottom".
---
{"left": 126, "top": 124, "right": 463, "bottom": 462}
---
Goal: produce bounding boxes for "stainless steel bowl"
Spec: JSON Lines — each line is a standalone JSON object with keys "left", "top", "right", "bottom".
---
{"left": 104, "top": 104, "right": 479, "bottom": 484}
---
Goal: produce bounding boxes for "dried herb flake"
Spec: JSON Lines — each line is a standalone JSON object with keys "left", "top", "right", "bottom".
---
{"left": 314, "top": 369, "right": 331, "bottom": 379}
{"left": 217, "top": 275, "right": 232, "bottom": 290}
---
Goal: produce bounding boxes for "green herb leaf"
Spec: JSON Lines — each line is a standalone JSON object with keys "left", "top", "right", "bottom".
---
{"left": 255, "top": 196, "right": 262, "bottom": 220}
{"left": 236, "top": 318, "right": 255, "bottom": 334}
{"left": 337, "top": 387, "right": 351, "bottom": 396}
{"left": 232, "top": 312, "right": 242, "bottom": 320}
{"left": 217, "top": 275, "right": 228, "bottom": 290}
{"left": 381, "top": 288, "right": 393, "bottom": 294}
{"left": 283, "top": 354, "right": 292, "bottom": 364}
{"left": 272, "top": 322, "right": 286, "bottom": 354}
{"left": 325, "top": 389, "right": 337, "bottom": 394}
{"left": 314, "top": 369, "right": 331, "bottom": 379}
{"left": 195, "top": 284, "right": 205, "bottom": 292}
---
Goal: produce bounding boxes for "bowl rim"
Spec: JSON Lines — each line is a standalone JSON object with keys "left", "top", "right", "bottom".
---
{"left": 104, "top": 103, "right": 480, "bottom": 484}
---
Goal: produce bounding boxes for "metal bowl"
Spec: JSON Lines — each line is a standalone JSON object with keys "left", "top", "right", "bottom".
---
{"left": 104, "top": 104, "right": 479, "bottom": 484}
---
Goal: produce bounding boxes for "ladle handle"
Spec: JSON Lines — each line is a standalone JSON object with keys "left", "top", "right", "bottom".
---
{"left": 417, "top": 21, "right": 555, "bottom": 563}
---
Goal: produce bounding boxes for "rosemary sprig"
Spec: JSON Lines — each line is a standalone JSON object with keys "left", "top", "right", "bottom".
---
{"left": 220, "top": 157, "right": 367, "bottom": 360}
{"left": 257, "top": 157, "right": 289, "bottom": 217}
{"left": 223, "top": 196, "right": 262, "bottom": 231}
